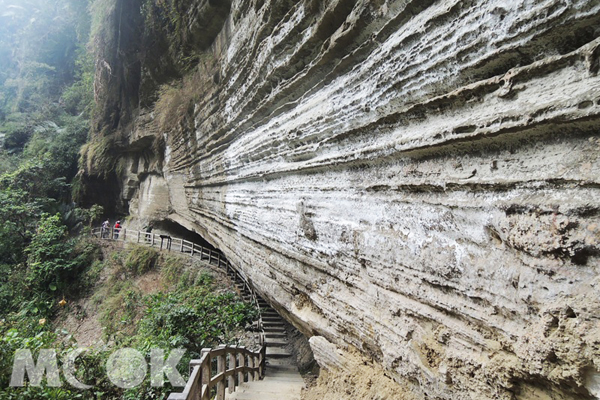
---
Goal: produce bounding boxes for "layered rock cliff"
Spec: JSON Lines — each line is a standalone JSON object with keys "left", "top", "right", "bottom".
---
{"left": 86, "top": 0, "right": 600, "bottom": 398}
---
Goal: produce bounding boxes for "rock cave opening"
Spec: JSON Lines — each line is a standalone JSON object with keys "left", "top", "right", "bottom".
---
{"left": 153, "top": 219, "right": 216, "bottom": 251}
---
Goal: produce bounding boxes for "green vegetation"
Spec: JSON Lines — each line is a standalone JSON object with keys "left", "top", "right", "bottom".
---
{"left": 0, "top": 1, "right": 258, "bottom": 398}
{"left": 26, "top": 213, "right": 97, "bottom": 296}
{"left": 125, "top": 246, "right": 160, "bottom": 276}
{"left": 0, "top": 247, "right": 257, "bottom": 399}
{"left": 0, "top": 0, "right": 99, "bottom": 322}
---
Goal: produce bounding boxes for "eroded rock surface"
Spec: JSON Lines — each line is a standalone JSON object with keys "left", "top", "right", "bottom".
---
{"left": 92, "top": 0, "right": 600, "bottom": 398}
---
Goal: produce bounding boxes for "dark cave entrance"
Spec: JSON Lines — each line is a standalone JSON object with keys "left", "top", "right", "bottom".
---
{"left": 154, "top": 219, "right": 216, "bottom": 251}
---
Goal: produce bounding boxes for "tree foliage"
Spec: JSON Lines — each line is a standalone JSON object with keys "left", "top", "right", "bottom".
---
{"left": 0, "top": 0, "right": 94, "bottom": 156}
{"left": 0, "top": 0, "right": 101, "bottom": 325}
{"left": 0, "top": 3, "right": 261, "bottom": 399}
{"left": 0, "top": 187, "right": 41, "bottom": 263}
{"left": 26, "top": 213, "right": 96, "bottom": 295}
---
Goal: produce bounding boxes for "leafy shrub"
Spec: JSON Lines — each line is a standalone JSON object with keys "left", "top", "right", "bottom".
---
{"left": 0, "top": 187, "right": 41, "bottom": 263}
{"left": 0, "top": 321, "right": 118, "bottom": 399}
{"left": 1, "top": 119, "right": 33, "bottom": 152}
{"left": 26, "top": 214, "right": 97, "bottom": 300}
{"left": 137, "top": 287, "right": 257, "bottom": 353}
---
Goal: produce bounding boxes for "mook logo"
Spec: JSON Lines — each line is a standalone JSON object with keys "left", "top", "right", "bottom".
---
{"left": 10, "top": 348, "right": 186, "bottom": 389}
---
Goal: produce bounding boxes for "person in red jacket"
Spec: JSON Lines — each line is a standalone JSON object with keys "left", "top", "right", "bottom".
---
{"left": 114, "top": 220, "right": 122, "bottom": 239}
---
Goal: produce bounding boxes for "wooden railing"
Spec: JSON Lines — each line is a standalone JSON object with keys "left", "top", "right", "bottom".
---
{"left": 91, "top": 227, "right": 228, "bottom": 269}
{"left": 91, "top": 226, "right": 267, "bottom": 399}
{"left": 167, "top": 345, "right": 266, "bottom": 400}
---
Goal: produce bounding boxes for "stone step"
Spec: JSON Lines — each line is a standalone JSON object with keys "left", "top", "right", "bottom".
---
{"left": 263, "top": 321, "right": 285, "bottom": 327}
{"left": 265, "top": 332, "right": 286, "bottom": 339}
{"left": 262, "top": 317, "right": 283, "bottom": 323}
{"left": 263, "top": 319, "right": 283, "bottom": 325}
{"left": 266, "top": 369, "right": 303, "bottom": 378}
{"left": 224, "top": 363, "right": 304, "bottom": 400}
{"left": 232, "top": 379, "right": 304, "bottom": 392}
{"left": 265, "top": 336, "right": 288, "bottom": 343}
{"left": 263, "top": 326, "right": 285, "bottom": 333}
{"left": 265, "top": 340, "right": 288, "bottom": 348}
{"left": 266, "top": 358, "right": 297, "bottom": 367}
{"left": 262, "top": 375, "right": 305, "bottom": 384}
{"left": 226, "top": 391, "right": 300, "bottom": 400}
{"left": 263, "top": 326, "right": 285, "bottom": 332}
{"left": 266, "top": 364, "right": 299, "bottom": 372}
{"left": 262, "top": 316, "right": 282, "bottom": 322}
{"left": 261, "top": 312, "right": 279, "bottom": 318}
{"left": 266, "top": 347, "right": 292, "bottom": 358}
{"left": 238, "top": 380, "right": 303, "bottom": 389}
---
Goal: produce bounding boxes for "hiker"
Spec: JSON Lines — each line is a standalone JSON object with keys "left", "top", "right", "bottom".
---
{"left": 144, "top": 224, "right": 153, "bottom": 243}
{"left": 114, "top": 220, "right": 122, "bottom": 239}
{"left": 101, "top": 220, "right": 109, "bottom": 238}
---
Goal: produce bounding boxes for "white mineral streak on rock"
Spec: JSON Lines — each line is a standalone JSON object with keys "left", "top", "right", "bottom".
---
{"left": 309, "top": 336, "right": 353, "bottom": 372}
{"left": 124, "top": 0, "right": 600, "bottom": 398}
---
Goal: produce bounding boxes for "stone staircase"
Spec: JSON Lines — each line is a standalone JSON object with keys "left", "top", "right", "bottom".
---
{"left": 226, "top": 290, "right": 304, "bottom": 400}
{"left": 94, "top": 226, "right": 306, "bottom": 399}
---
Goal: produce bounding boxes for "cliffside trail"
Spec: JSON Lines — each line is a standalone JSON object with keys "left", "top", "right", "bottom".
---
{"left": 85, "top": 1, "right": 600, "bottom": 398}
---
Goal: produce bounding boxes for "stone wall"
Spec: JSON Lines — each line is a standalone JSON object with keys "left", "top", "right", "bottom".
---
{"left": 116, "top": 1, "right": 600, "bottom": 398}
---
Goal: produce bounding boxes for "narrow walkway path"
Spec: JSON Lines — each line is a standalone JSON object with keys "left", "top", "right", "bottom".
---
{"left": 226, "top": 288, "right": 304, "bottom": 400}
{"left": 93, "top": 226, "right": 306, "bottom": 397}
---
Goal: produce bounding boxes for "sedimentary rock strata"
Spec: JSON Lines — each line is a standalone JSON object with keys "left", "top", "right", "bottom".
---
{"left": 97, "top": 0, "right": 600, "bottom": 398}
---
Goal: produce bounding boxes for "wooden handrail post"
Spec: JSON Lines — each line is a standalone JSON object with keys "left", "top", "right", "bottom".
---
{"left": 137, "top": 230, "right": 140, "bottom": 243}
{"left": 151, "top": 233, "right": 155, "bottom": 247}
{"left": 248, "top": 354, "right": 254, "bottom": 382}
{"left": 260, "top": 345, "right": 266, "bottom": 379}
{"left": 254, "top": 353, "right": 260, "bottom": 381}
{"left": 216, "top": 347, "right": 226, "bottom": 400}
{"left": 180, "top": 239, "right": 184, "bottom": 252}
{"left": 227, "top": 350, "right": 236, "bottom": 393}
{"left": 237, "top": 347, "right": 245, "bottom": 385}
{"left": 201, "top": 349, "right": 211, "bottom": 400}
{"left": 123, "top": 229, "right": 126, "bottom": 240}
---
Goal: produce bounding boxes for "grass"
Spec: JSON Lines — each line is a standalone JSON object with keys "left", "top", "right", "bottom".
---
{"left": 99, "top": 280, "right": 142, "bottom": 338}
{"left": 79, "top": 134, "right": 121, "bottom": 178}
{"left": 125, "top": 245, "right": 159, "bottom": 276}
{"left": 152, "top": 56, "right": 215, "bottom": 133}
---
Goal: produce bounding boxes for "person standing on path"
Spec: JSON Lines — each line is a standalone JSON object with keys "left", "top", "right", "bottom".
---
{"left": 101, "top": 220, "right": 109, "bottom": 238}
{"left": 114, "top": 220, "right": 122, "bottom": 239}
{"left": 144, "top": 224, "right": 153, "bottom": 243}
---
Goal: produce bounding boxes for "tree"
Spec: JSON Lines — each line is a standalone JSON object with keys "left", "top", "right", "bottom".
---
{"left": 25, "top": 213, "right": 89, "bottom": 295}
{"left": 0, "top": 187, "right": 41, "bottom": 263}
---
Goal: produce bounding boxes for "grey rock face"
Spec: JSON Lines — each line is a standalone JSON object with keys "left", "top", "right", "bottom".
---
{"left": 119, "top": 1, "right": 600, "bottom": 398}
